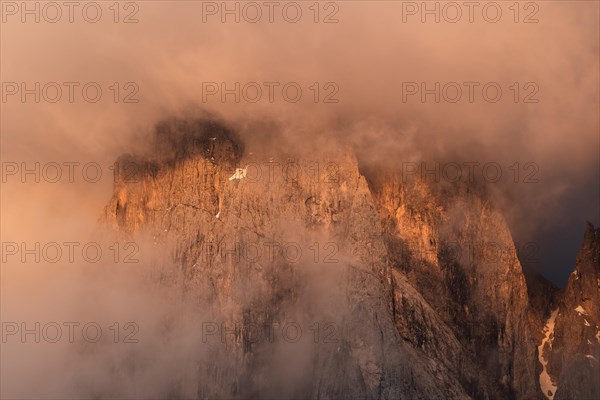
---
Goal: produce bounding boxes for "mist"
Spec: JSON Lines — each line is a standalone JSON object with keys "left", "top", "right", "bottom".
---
{"left": 1, "top": 1, "right": 599, "bottom": 398}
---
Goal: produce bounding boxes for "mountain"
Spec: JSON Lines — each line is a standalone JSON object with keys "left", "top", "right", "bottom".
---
{"left": 101, "top": 117, "right": 598, "bottom": 399}
{"left": 544, "top": 223, "right": 600, "bottom": 400}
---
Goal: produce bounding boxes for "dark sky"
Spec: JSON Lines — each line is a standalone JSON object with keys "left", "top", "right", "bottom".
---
{"left": 513, "top": 170, "right": 600, "bottom": 287}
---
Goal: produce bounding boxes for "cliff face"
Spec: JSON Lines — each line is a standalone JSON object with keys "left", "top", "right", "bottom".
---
{"left": 364, "top": 171, "right": 540, "bottom": 399}
{"left": 103, "top": 118, "right": 470, "bottom": 399}
{"left": 547, "top": 223, "right": 600, "bottom": 400}
{"left": 100, "top": 117, "right": 592, "bottom": 399}
{"left": 524, "top": 267, "right": 562, "bottom": 343}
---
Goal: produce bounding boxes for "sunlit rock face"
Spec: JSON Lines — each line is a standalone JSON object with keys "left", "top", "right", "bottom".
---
{"left": 364, "top": 169, "right": 539, "bottom": 399}
{"left": 102, "top": 117, "right": 594, "bottom": 400}
{"left": 103, "top": 117, "right": 470, "bottom": 399}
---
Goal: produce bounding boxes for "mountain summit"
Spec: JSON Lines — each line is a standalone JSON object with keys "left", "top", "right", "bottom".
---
{"left": 102, "top": 118, "right": 599, "bottom": 400}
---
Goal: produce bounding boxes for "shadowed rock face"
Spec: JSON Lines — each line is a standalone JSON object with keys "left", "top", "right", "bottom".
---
{"left": 554, "top": 352, "right": 600, "bottom": 400}
{"left": 524, "top": 267, "right": 563, "bottom": 342}
{"left": 545, "top": 223, "right": 600, "bottom": 399}
{"left": 101, "top": 117, "right": 593, "bottom": 399}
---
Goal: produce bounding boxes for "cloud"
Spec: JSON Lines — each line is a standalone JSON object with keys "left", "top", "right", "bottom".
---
{"left": 1, "top": 1, "right": 598, "bottom": 397}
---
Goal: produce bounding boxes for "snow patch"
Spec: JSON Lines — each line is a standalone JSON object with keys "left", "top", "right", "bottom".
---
{"left": 575, "top": 305, "right": 588, "bottom": 316}
{"left": 584, "top": 319, "right": 591, "bottom": 327}
{"left": 216, "top": 211, "right": 220, "bottom": 218}
{"left": 229, "top": 167, "right": 247, "bottom": 181}
{"left": 538, "top": 309, "right": 559, "bottom": 400}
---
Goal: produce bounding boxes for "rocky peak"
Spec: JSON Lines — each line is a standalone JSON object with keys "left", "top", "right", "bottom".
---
{"left": 542, "top": 222, "right": 600, "bottom": 400}
{"left": 99, "top": 117, "right": 580, "bottom": 399}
